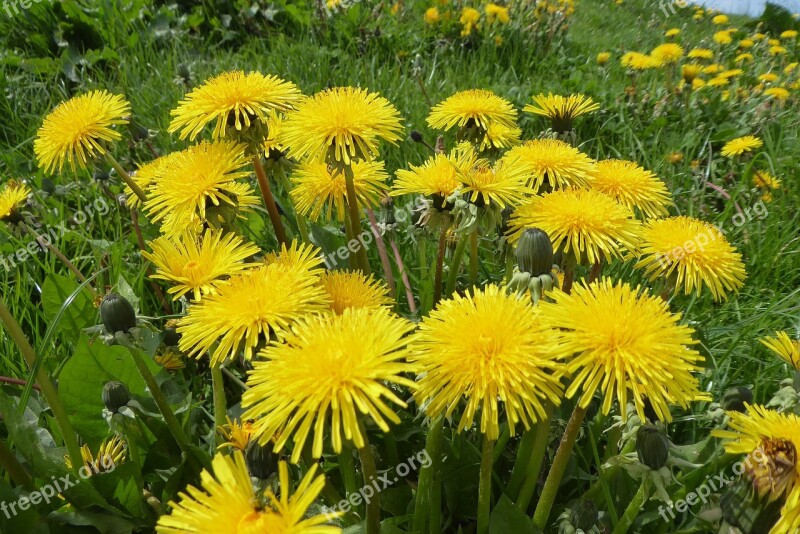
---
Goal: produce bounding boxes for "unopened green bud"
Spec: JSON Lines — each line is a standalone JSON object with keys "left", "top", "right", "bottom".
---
{"left": 102, "top": 381, "right": 131, "bottom": 413}
{"left": 100, "top": 293, "right": 137, "bottom": 334}
{"left": 515, "top": 227, "right": 554, "bottom": 277}
{"left": 636, "top": 424, "right": 669, "bottom": 469}
{"left": 722, "top": 386, "right": 753, "bottom": 412}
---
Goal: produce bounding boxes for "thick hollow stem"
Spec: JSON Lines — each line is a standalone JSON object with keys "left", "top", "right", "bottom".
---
{"left": 252, "top": 156, "right": 288, "bottom": 246}
{"left": 366, "top": 208, "right": 396, "bottom": 295}
{"left": 343, "top": 165, "right": 371, "bottom": 274}
{"left": 106, "top": 153, "right": 147, "bottom": 202}
{"left": 390, "top": 238, "right": 417, "bottom": 314}
{"left": 532, "top": 405, "right": 588, "bottom": 529}
{"left": 211, "top": 363, "right": 227, "bottom": 446}
{"left": 612, "top": 480, "right": 646, "bottom": 534}
{"left": 433, "top": 223, "right": 449, "bottom": 306}
{"left": 357, "top": 423, "right": 380, "bottom": 534}
{"left": 412, "top": 416, "right": 444, "bottom": 533}
{"left": 444, "top": 231, "right": 470, "bottom": 297}
{"left": 477, "top": 434, "right": 496, "bottom": 534}
{"left": 516, "top": 408, "right": 554, "bottom": 511}
{"left": 469, "top": 228, "right": 479, "bottom": 293}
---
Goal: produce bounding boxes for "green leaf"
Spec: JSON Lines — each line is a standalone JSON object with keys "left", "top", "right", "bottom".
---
{"left": 489, "top": 494, "right": 537, "bottom": 534}
{"left": 40, "top": 273, "right": 96, "bottom": 345}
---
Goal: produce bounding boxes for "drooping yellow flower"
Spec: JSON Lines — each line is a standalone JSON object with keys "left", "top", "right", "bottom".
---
{"left": 67, "top": 435, "right": 126, "bottom": 475}
{"left": 289, "top": 160, "right": 388, "bottom": 222}
{"left": 409, "top": 284, "right": 564, "bottom": 439}
{"left": 217, "top": 416, "right": 255, "bottom": 452}
{"left": 712, "top": 405, "right": 800, "bottom": 534}
{"left": 539, "top": 278, "right": 708, "bottom": 422}
{"left": 320, "top": 270, "right": 392, "bottom": 314}
{"left": 168, "top": 71, "right": 301, "bottom": 141}
{"left": 721, "top": 135, "right": 763, "bottom": 157}
{"left": 523, "top": 93, "right": 600, "bottom": 132}
{"left": 242, "top": 307, "right": 417, "bottom": 462}
{"left": 280, "top": 86, "right": 403, "bottom": 165}
{"left": 753, "top": 170, "right": 781, "bottom": 190}
{"left": 651, "top": 43, "right": 684, "bottom": 64}
{"left": 34, "top": 90, "right": 130, "bottom": 174}
{"left": 177, "top": 248, "right": 329, "bottom": 366}
{"left": 424, "top": 6, "right": 440, "bottom": 23}
{"left": 634, "top": 215, "right": 746, "bottom": 301}
{"left": 155, "top": 347, "right": 185, "bottom": 371}
{"left": 688, "top": 48, "right": 714, "bottom": 60}
{"left": 0, "top": 180, "right": 30, "bottom": 223}
{"left": 427, "top": 89, "right": 518, "bottom": 133}
{"left": 588, "top": 159, "right": 672, "bottom": 218}
{"left": 157, "top": 451, "right": 340, "bottom": 534}
{"left": 502, "top": 138, "right": 595, "bottom": 192}
{"left": 681, "top": 64, "right": 702, "bottom": 83}
{"left": 144, "top": 141, "right": 257, "bottom": 238}
{"left": 597, "top": 52, "right": 611, "bottom": 65}
{"left": 621, "top": 51, "right": 661, "bottom": 70}
{"left": 143, "top": 230, "right": 259, "bottom": 301}
{"left": 761, "top": 331, "right": 800, "bottom": 369}
{"left": 765, "top": 87, "right": 791, "bottom": 100}
{"left": 719, "top": 68, "right": 744, "bottom": 79}
{"left": 458, "top": 144, "right": 531, "bottom": 208}
{"left": 785, "top": 62, "right": 799, "bottom": 74}
{"left": 508, "top": 188, "right": 641, "bottom": 265}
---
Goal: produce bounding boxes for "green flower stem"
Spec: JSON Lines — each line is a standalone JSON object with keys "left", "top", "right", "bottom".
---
{"left": 252, "top": 156, "right": 288, "bottom": 246}
{"left": 477, "top": 434, "right": 496, "bottom": 534}
{"left": 469, "top": 228, "right": 479, "bottom": 292}
{"left": 433, "top": 222, "right": 449, "bottom": 306}
{"left": 105, "top": 153, "right": 147, "bottom": 202}
{"left": 210, "top": 363, "right": 227, "bottom": 446}
{"left": 275, "top": 166, "right": 312, "bottom": 245}
{"left": 339, "top": 446, "right": 358, "bottom": 502}
{"left": 444, "top": 231, "right": 470, "bottom": 297}
{"left": 0, "top": 298, "right": 84, "bottom": 474}
{"left": 357, "top": 421, "right": 380, "bottom": 534}
{"left": 412, "top": 416, "right": 444, "bottom": 534}
{"left": 343, "top": 164, "right": 371, "bottom": 274}
{"left": 516, "top": 408, "right": 554, "bottom": 511}
{"left": 366, "top": 208, "right": 397, "bottom": 296}
{"left": 581, "top": 439, "right": 636, "bottom": 502}
{"left": 532, "top": 404, "right": 588, "bottom": 529}
{"left": 612, "top": 480, "right": 646, "bottom": 534}
{"left": 506, "top": 430, "right": 537, "bottom": 500}
{"left": 0, "top": 439, "right": 35, "bottom": 490}
{"left": 125, "top": 347, "right": 191, "bottom": 455}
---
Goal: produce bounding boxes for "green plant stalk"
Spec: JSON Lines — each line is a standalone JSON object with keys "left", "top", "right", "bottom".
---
{"left": 343, "top": 165, "right": 371, "bottom": 274}
{"left": 444, "top": 231, "right": 470, "bottom": 297}
{"left": 517, "top": 409, "right": 554, "bottom": 511}
{"left": 532, "top": 405, "right": 588, "bottom": 529}
{"left": 339, "top": 446, "right": 358, "bottom": 502}
{"left": 433, "top": 223, "right": 449, "bottom": 306}
{"left": 126, "top": 347, "right": 192, "bottom": 455}
{"left": 357, "top": 422, "right": 380, "bottom": 534}
{"left": 428, "top": 416, "right": 445, "bottom": 534}
{"left": 275, "top": 166, "right": 312, "bottom": 245}
{"left": 412, "top": 416, "right": 444, "bottom": 533}
{"left": 252, "top": 155, "right": 288, "bottom": 246}
{"left": 581, "top": 439, "right": 636, "bottom": 502}
{"left": 612, "top": 480, "right": 646, "bottom": 534}
{"left": 0, "top": 298, "right": 84, "bottom": 474}
{"left": 469, "top": 228, "right": 479, "bottom": 292}
{"left": 477, "top": 434, "right": 496, "bottom": 534}
{"left": 211, "top": 363, "right": 227, "bottom": 445}
{"left": 0, "top": 439, "right": 35, "bottom": 490}
{"left": 506, "top": 430, "right": 537, "bottom": 500}
{"left": 105, "top": 153, "right": 147, "bottom": 202}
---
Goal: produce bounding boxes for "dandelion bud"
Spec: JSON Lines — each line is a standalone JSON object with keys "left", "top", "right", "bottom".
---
{"left": 722, "top": 386, "right": 753, "bottom": 412}
{"left": 636, "top": 424, "right": 670, "bottom": 469}
{"left": 410, "top": 130, "right": 424, "bottom": 143}
{"left": 515, "top": 228, "right": 554, "bottom": 277}
{"left": 102, "top": 381, "right": 131, "bottom": 414}
{"left": 100, "top": 293, "right": 137, "bottom": 334}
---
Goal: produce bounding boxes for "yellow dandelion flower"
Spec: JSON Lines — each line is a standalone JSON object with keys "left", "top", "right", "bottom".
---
{"left": 682, "top": 64, "right": 702, "bottom": 83}
{"left": 765, "top": 87, "right": 791, "bottom": 100}
{"left": 712, "top": 405, "right": 800, "bottom": 533}
{"left": 539, "top": 278, "right": 708, "bottom": 422}
{"left": 704, "top": 63, "right": 724, "bottom": 74}
{"left": 143, "top": 230, "right": 259, "bottom": 301}
{"left": 712, "top": 14, "right": 729, "bottom": 24}
{"left": 781, "top": 30, "right": 799, "bottom": 39}
{"left": 289, "top": 160, "right": 388, "bottom": 222}
{"left": 502, "top": 138, "right": 595, "bottom": 192}
{"left": 523, "top": 93, "right": 600, "bottom": 132}
{"left": 34, "top": 90, "right": 130, "bottom": 174}
{"left": 262, "top": 241, "right": 326, "bottom": 274}
{"left": 427, "top": 89, "right": 518, "bottom": 133}
{"left": 177, "top": 252, "right": 329, "bottom": 366}
{"left": 392, "top": 147, "right": 467, "bottom": 205}
{"left": 67, "top": 435, "right": 126, "bottom": 475}
{"left": 634, "top": 215, "right": 746, "bottom": 301}
{"left": 460, "top": 6, "right": 481, "bottom": 26}
{"left": 320, "top": 270, "right": 392, "bottom": 314}
{"left": 217, "top": 416, "right": 255, "bottom": 452}
{"left": 261, "top": 111, "right": 286, "bottom": 157}
{"left": 761, "top": 331, "right": 800, "bottom": 370}
{"left": 759, "top": 73, "right": 780, "bottom": 83}
{"left": 0, "top": 180, "right": 30, "bottom": 223}
{"left": 588, "top": 159, "right": 672, "bottom": 218}
{"left": 720, "top": 68, "right": 744, "bottom": 79}
{"left": 485, "top": 2, "right": 510, "bottom": 24}
{"left": 458, "top": 145, "right": 531, "bottom": 207}
{"left": 125, "top": 152, "right": 180, "bottom": 208}
{"left": 692, "top": 77, "right": 707, "bottom": 90}
{"left": 508, "top": 188, "right": 641, "bottom": 265}
{"left": 242, "top": 307, "right": 417, "bottom": 462}
{"left": 409, "top": 285, "right": 564, "bottom": 439}
{"left": 597, "top": 52, "right": 611, "bottom": 65}
{"left": 651, "top": 43, "right": 684, "bottom": 64}
{"left": 280, "top": 86, "right": 403, "bottom": 165}
{"left": 739, "top": 38, "right": 755, "bottom": 48}
{"left": 621, "top": 51, "right": 661, "bottom": 70}
{"left": 667, "top": 151, "right": 684, "bottom": 164}
{"left": 753, "top": 170, "right": 781, "bottom": 190}
{"left": 753, "top": 32, "right": 767, "bottom": 40}
{"left": 770, "top": 45, "right": 788, "bottom": 55}
{"left": 721, "top": 135, "right": 763, "bottom": 157}
{"left": 144, "top": 141, "right": 257, "bottom": 238}
{"left": 785, "top": 62, "right": 799, "bottom": 74}
{"left": 482, "top": 121, "right": 522, "bottom": 150}
{"left": 665, "top": 28, "right": 681, "bottom": 38}
{"left": 714, "top": 30, "right": 734, "bottom": 44}
{"left": 157, "top": 451, "right": 340, "bottom": 533}
{"left": 424, "top": 6, "right": 440, "bottom": 23}
{"left": 735, "top": 52, "right": 754, "bottom": 62}
{"left": 708, "top": 76, "right": 730, "bottom": 87}
{"left": 155, "top": 347, "right": 185, "bottom": 371}
{"left": 168, "top": 70, "right": 300, "bottom": 141}
{"left": 688, "top": 48, "right": 714, "bottom": 60}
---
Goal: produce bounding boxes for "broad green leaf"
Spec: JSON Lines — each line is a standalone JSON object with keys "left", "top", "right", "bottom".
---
{"left": 489, "top": 494, "right": 538, "bottom": 534}
{"left": 40, "top": 273, "right": 96, "bottom": 345}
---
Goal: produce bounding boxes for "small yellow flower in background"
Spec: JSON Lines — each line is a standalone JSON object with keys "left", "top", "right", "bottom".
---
{"left": 539, "top": 278, "right": 708, "bottom": 422}
{"left": 289, "top": 160, "right": 388, "bottom": 222}
{"left": 693, "top": 10, "right": 703, "bottom": 20}
{"left": 688, "top": 48, "right": 714, "bottom": 60}
{"left": 494, "top": 35, "right": 504, "bottom": 47}
{"left": 753, "top": 170, "right": 781, "bottom": 191}
{"left": 761, "top": 331, "right": 800, "bottom": 369}
{"left": 752, "top": 32, "right": 766, "bottom": 40}
{"left": 168, "top": 70, "right": 301, "bottom": 141}
{"left": 154, "top": 347, "right": 185, "bottom": 371}
{"left": 712, "top": 14, "right": 729, "bottom": 24}
{"left": 665, "top": 28, "right": 681, "bottom": 38}
{"left": 719, "top": 68, "right": 743, "bottom": 79}
{"left": 280, "top": 86, "right": 403, "bottom": 165}
{"left": 460, "top": 6, "right": 481, "bottom": 35}
{"left": 143, "top": 230, "right": 259, "bottom": 302}
{"left": 67, "top": 435, "right": 126, "bottom": 475}
{"left": 502, "top": 138, "right": 595, "bottom": 191}
{"left": 721, "top": 135, "right": 763, "bottom": 157}
{"left": 156, "top": 452, "right": 341, "bottom": 533}
{"left": 588, "top": 159, "right": 672, "bottom": 218}
{"left": 635, "top": 215, "right": 746, "bottom": 301}
{"left": 781, "top": 29, "right": 799, "bottom": 39}
{"left": 217, "top": 416, "right": 254, "bottom": 452}
{"left": 523, "top": 92, "right": 600, "bottom": 132}
{"left": 0, "top": 180, "right": 30, "bottom": 223}
{"left": 738, "top": 38, "right": 755, "bottom": 48}
{"left": 785, "top": 62, "right": 799, "bottom": 74}
{"left": 427, "top": 89, "right": 518, "bottom": 133}
{"left": 667, "top": 151, "right": 684, "bottom": 164}
{"left": 714, "top": 30, "right": 733, "bottom": 45}
{"left": 424, "top": 6, "right": 440, "bottom": 24}
{"left": 769, "top": 38, "right": 782, "bottom": 46}
{"left": 651, "top": 43, "right": 684, "bottom": 64}
{"left": 242, "top": 307, "right": 417, "bottom": 462}
{"left": 764, "top": 87, "right": 791, "bottom": 100}
{"left": 770, "top": 45, "right": 788, "bottom": 55}
{"left": 409, "top": 285, "right": 564, "bottom": 440}
{"left": 508, "top": 188, "right": 641, "bottom": 265}
{"left": 708, "top": 76, "right": 729, "bottom": 87}
{"left": 597, "top": 51, "right": 611, "bottom": 65}
{"left": 692, "top": 77, "right": 707, "bottom": 90}
{"left": 759, "top": 72, "right": 779, "bottom": 83}
{"left": 35, "top": 90, "right": 130, "bottom": 174}
{"left": 262, "top": 240, "right": 325, "bottom": 272}
{"left": 390, "top": 1, "right": 400, "bottom": 14}
{"left": 621, "top": 51, "right": 660, "bottom": 70}
{"left": 320, "top": 270, "right": 392, "bottom": 314}
{"left": 682, "top": 64, "right": 702, "bottom": 83}
{"left": 178, "top": 243, "right": 329, "bottom": 366}
{"left": 735, "top": 52, "right": 754, "bottom": 63}
{"left": 485, "top": 2, "right": 510, "bottom": 24}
